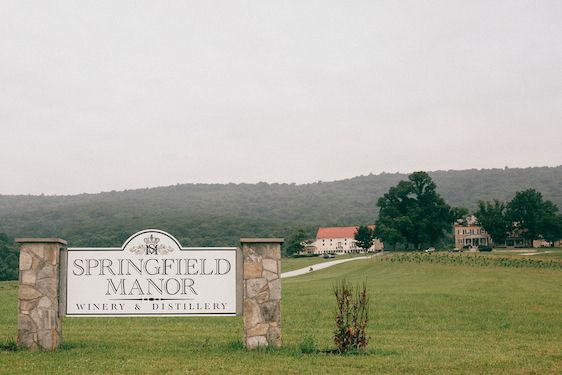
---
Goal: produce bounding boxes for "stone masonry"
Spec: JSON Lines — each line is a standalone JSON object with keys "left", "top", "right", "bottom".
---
{"left": 240, "top": 238, "right": 283, "bottom": 349}
{"left": 15, "top": 238, "right": 66, "bottom": 351}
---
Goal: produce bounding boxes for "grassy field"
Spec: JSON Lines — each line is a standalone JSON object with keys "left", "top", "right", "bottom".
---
{"left": 1, "top": 257, "right": 561, "bottom": 374}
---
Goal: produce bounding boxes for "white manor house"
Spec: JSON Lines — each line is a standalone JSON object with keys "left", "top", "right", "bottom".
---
{"left": 302, "top": 226, "right": 384, "bottom": 255}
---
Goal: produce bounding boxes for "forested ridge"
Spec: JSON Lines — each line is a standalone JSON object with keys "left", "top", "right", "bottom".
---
{"left": 0, "top": 166, "right": 561, "bottom": 247}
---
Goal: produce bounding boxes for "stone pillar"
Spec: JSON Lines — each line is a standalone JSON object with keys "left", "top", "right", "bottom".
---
{"left": 240, "top": 238, "right": 283, "bottom": 349}
{"left": 15, "top": 238, "right": 66, "bottom": 351}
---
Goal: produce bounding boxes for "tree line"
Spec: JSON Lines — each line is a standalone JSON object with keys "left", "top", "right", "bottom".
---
{"left": 1, "top": 166, "right": 561, "bottom": 248}
{"left": 1, "top": 166, "right": 562, "bottom": 276}
{"left": 372, "top": 172, "right": 562, "bottom": 250}
{"left": 285, "top": 171, "right": 562, "bottom": 254}
{"left": 475, "top": 189, "right": 562, "bottom": 246}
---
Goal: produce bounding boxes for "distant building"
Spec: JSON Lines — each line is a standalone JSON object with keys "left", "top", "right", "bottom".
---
{"left": 532, "top": 239, "right": 562, "bottom": 248}
{"left": 302, "top": 226, "right": 384, "bottom": 255}
{"left": 533, "top": 239, "right": 552, "bottom": 248}
{"left": 453, "top": 216, "right": 492, "bottom": 249}
{"left": 454, "top": 216, "right": 561, "bottom": 249}
{"left": 504, "top": 236, "right": 527, "bottom": 247}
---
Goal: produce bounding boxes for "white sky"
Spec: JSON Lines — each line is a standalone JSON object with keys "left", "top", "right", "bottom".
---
{"left": 1, "top": 1, "right": 561, "bottom": 195}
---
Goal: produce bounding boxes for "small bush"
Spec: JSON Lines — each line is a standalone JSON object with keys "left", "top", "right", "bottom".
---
{"left": 333, "top": 280, "right": 369, "bottom": 353}
{"left": 299, "top": 335, "right": 317, "bottom": 354}
{"left": 0, "top": 340, "right": 19, "bottom": 352}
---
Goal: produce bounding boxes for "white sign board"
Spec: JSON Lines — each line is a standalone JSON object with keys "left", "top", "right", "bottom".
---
{"left": 65, "top": 229, "right": 239, "bottom": 317}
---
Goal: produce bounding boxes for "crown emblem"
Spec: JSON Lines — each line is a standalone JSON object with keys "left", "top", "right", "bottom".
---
{"left": 128, "top": 233, "right": 174, "bottom": 255}
{"left": 143, "top": 235, "right": 160, "bottom": 246}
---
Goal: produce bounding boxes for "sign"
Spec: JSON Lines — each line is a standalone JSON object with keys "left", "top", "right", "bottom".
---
{"left": 64, "top": 229, "right": 240, "bottom": 317}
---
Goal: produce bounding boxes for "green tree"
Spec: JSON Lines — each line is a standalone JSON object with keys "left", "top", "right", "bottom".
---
{"left": 506, "top": 189, "right": 562, "bottom": 245}
{"left": 474, "top": 200, "right": 509, "bottom": 245}
{"left": 375, "top": 172, "right": 452, "bottom": 250}
{"left": 0, "top": 233, "right": 19, "bottom": 281}
{"left": 354, "top": 225, "right": 375, "bottom": 252}
{"left": 450, "top": 207, "right": 469, "bottom": 223}
{"left": 375, "top": 180, "right": 413, "bottom": 249}
{"left": 373, "top": 223, "right": 402, "bottom": 251}
{"left": 285, "top": 228, "right": 309, "bottom": 256}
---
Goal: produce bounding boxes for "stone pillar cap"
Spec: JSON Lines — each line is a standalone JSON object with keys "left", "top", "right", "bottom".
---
{"left": 15, "top": 238, "right": 67, "bottom": 245}
{"left": 240, "top": 238, "right": 284, "bottom": 244}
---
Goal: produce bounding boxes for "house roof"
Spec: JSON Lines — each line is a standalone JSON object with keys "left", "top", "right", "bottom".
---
{"left": 316, "top": 225, "right": 375, "bottom": 239}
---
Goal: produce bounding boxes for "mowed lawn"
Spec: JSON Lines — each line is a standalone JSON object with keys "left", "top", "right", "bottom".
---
{"left": 1, "top": 258, "right": 561, "bottom": 374}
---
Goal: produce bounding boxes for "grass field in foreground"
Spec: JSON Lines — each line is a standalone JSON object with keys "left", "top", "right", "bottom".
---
{"left": 1, "top": 259, "right": 561, "bottom": 374}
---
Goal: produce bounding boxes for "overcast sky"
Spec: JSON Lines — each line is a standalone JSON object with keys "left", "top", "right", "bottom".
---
{"left": 1, "top": 1, "right": 561, "bottom": 195}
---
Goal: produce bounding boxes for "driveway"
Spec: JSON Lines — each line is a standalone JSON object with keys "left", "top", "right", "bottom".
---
{"left": 281, "top": 253, "right": 383, "bottom": 279}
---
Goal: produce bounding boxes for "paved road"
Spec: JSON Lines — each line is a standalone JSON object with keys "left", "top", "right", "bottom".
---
{"left": 281, "top": 253, "right": 383, "bottom": 279}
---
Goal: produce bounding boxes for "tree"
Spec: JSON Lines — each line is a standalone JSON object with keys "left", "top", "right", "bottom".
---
{"left": 375, "top": 180, "right": 414, "bottom": 249}
{"left": 375, "top": 171, "right": 452, "bottom": 250}
{"left": 284, "top": 228, "right": 309, "bottom": 256}
{"left": 506, "top": 189, "right": 562, "bottom": 245}
{"left": 0, "top": 233, "right": 19, "bottom": 281}
{"left": 474, "top": 200, "right": 509, "bottom": 245}
{"left": 354, "top": 225, "right": 375, "bottom": 252}
{"left": 450, "top": 207, "right": 469, "bottom": 224}
{"left": 373, "top": 222, "right": 402, "bottom": 251}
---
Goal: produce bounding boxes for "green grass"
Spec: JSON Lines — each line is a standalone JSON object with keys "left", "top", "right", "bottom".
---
{"left": 1, "top": 259, "right": 561, "bottom": 374}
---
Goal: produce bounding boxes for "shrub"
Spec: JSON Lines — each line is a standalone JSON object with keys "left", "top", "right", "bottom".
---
{"left": 0, "top": 340, "right": 19, "bottom": 352}
{"left": 333, "top": 280, "right": 369, "bottom": 353}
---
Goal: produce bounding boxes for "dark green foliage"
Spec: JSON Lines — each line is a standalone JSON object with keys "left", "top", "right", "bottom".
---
{"left": 333, "top": 280, "right": 369, "bottom": 353}
{"left": 450, "top": 206, "right": 469, "bottom": 222}
{"left": 285, "top": 228, "right": 310, "bottom": 256}
{"left": 0, "top": 340, "right": 19, "bottom": 352}
{"left": 0, "top": 166, "right": 560, "bottom": 253}
{"left": 354, "top": 225, "right": 375, "bottom": 251}
{"left": 375, "top": 172, "right": 454, "bottom": 249}
{"left": 0, "top": 234, "right": 18, "bottom": 281}
{"left": 475, "top": 200, "right": 510, "bottom": 244}
{"left": 506, "top": 189, "right": 562, "bottom": 243}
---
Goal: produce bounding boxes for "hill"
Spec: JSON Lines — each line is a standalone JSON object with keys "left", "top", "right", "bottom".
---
{"left": 0, "top": 166, "right": 561, "bottom": 247}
